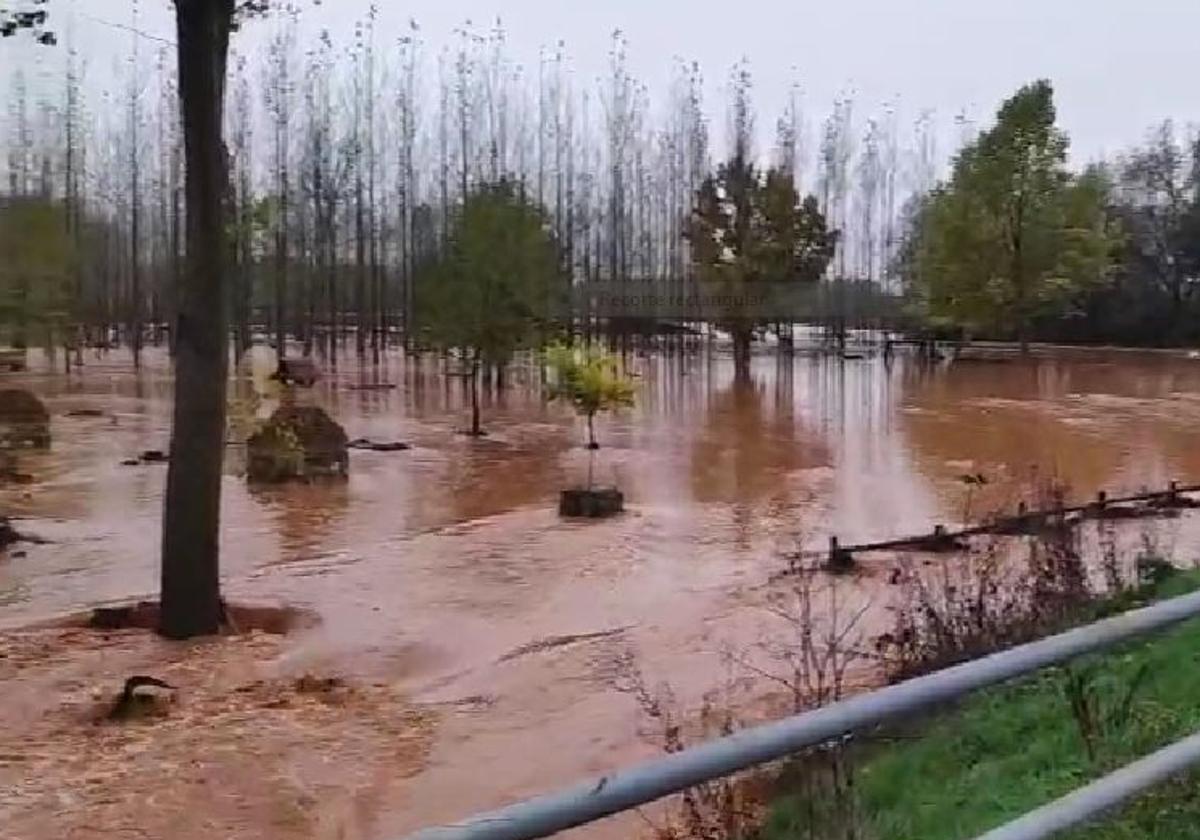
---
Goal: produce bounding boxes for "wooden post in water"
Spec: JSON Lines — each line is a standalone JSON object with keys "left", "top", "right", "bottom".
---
{"left": 827, "top": 535, "right": 854, "bottom": 574}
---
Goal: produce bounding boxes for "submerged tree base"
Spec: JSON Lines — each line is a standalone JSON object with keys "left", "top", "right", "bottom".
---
{"left": 84, "top": 600, "right": 315, "bottom": 637}
{"left": 559, "top": 487, "right": 624, "bottom": 518}
{"left": 0, "top": 389, "right": 50, "bottom": 449}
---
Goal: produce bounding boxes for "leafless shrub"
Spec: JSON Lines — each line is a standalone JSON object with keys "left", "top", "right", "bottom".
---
{"left": 617, "top": 561, "right": 871, "bottom": 839}
{"left": 733, "top": 560, "right": 872, "bottom": 714}
{"left": 615, "top": 655, "right": 761, "bottom": 840}
{"left": 878, "top": 476, "right": 1183, "bottom": 681}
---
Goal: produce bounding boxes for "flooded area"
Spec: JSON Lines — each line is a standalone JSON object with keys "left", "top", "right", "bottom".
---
{"left": 6, "top": 344, "right": 1200, "bottom": 838}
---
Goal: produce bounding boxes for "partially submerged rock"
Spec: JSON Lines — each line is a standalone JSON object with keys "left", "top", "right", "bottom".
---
{"left": 0, "top": 517, "right": 22, "bottom": 550}
{"left": 247, "top": 405, "right": 348, "bottom": 483}
{"left": 559, "top": 487, "right": 624, "bottom": 518}
{"left": 0, "top": 516, "right": 43, "bottom": 549}
{"left": 348, "top": 437, "right": 410, "bottom": 452}
{"left": 271, "top": 357, "right": 320, "bottom": 387}
{"left": 118, "top": 450, "right": 169, "bottom": 466}
{"left": 107, "top": 676, "right": 176, "bottom": 722}
{"left": 0, "top": 389, "right": 49, "bottom": 448}
{"left": 0, "top": 451, "right": 32, "bottom": 484}
{"left": 0, "top": 348, "right": 26, "bottom": 371}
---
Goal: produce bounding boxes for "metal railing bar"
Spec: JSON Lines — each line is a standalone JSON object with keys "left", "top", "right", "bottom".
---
{"left": 973, "top": 729, "right": 1200, "bottom": 840}
{"left": 405, "top": 588, "right": 1200, "bottom": 840}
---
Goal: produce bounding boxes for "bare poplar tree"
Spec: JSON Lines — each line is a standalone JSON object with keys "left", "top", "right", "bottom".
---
{"left": 857, "top": 117, "right": 882, "bottom": 280}
{"left": 396, "top": 20, "right": 421, "bottom": 343}
{"left": 603, "top": 29, "right": 635, "bottom": 285}
{"left": 264, "top": 8, "right": 297, "bottom": 364}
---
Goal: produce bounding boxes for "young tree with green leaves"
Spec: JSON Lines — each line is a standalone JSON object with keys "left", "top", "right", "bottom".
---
{"left": 415, "top": 179, "right": 566, "bottom": 435}
{"left": 907, "top": 80, "right": 1117, "bottom": 349}
{"left": 544, "top": 342, "right": 634, "bottom": 450}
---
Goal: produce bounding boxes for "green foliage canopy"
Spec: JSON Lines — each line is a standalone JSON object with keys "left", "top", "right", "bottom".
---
{"left": 907, "top": 80, "right": 1118, "bottom": 342}
{"left": 0, "top": 198, "right": 76, "bottom": 346}
{"left": 688, "top": 156, "right": 836, "bottom": 290}
{"left": 687, "top": 155, "right": 836, "bottom": 376}
{"left": 415, "top": 180, "right": 566, "bottom": 364}
{"left": 545, "top": 343, "right": 635, "bottom": 418}
{"left": 544, "top": 342, "right": 635, "bottom": 449}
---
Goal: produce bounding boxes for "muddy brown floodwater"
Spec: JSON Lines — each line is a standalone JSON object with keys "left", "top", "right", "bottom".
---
{"left": 6, "top": 344, "right": 1200, "bottom": 839}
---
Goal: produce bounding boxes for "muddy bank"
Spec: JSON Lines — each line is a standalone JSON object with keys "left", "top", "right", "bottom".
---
{"left": 0, "top": 621, "right": 435, "bottom": 840}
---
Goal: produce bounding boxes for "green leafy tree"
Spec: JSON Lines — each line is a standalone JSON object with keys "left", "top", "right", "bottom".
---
{"left": 757, "top": 170, "right": 838, "bottom": 285}
{"left": 544, "top": 342, "right": 635, "bottom": 451}
{"left": 0, "top": 198, "right": 76, "bottom": 351}
{"left": 908, "top": 80, "right": 1117, "bottom": 349}
{"left": 687, "top": 156, "right": 836, "bottom": 380}
{"left": 416, "top": 180, "right": 566, "bottom": 435}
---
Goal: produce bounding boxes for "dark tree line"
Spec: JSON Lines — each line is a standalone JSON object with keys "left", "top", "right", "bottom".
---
{"left": 1059, "top": 122, "right": 1200, "bottom": 345}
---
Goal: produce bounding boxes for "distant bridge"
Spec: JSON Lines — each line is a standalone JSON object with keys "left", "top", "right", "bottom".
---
{"left": 567, "top": 277, "right": 912, "bottom": 329}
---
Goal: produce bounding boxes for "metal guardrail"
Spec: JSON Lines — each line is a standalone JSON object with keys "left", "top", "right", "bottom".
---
{"left": 406, "top": 588, "right": 1200, "bottom": 840}
{"left": 974, "top": 730, "right": 1200, "bottom": 840}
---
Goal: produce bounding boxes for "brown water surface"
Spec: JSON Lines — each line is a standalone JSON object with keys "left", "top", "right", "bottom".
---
{"left": 5, "top": 344, "right": 1200, "bottom": 837}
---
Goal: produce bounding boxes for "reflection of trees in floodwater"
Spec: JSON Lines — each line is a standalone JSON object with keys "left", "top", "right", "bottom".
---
{"left": 249, "top": 481, "right": 352, "bottom": 559}
{"left": 898, "top": 355, "right": 1200, "bottom": 516}
{"left": 690, "top": 363, "right": 830, "bottom": 544}
{"left": 792, "top": 353, "right": 935, "bottom": 541}
{"left": 435, "top": 425, "right": 572, "bottom": 523}
{"left": 386, "top": 360, "right": 573, "bottom": 524}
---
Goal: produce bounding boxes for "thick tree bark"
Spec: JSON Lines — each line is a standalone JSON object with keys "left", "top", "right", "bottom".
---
{"left": 274, "top": 205, "right": 287, "bottom": 363}
{"left": 160, "top": 0, "right": 233, "bottom": 640}
{"left": 731, "top": 322, "right": 752, "bottom": 382}
{"left": 469, "top": 354, "right": 482, "bottom": 436}
{"left": 355, "top": 171, "right": 366, "bottom": 358}
{"left": 130, "top": 116, "right": 142, "bottom": 367}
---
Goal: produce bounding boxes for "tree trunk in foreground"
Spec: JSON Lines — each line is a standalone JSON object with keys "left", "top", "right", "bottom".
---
{"left": 731, "top": 322, "right": 752, "bottom": 382}
{"left": 470, "top": 354, "right": 481, "bottom": 436}
{"left": 160, "top": 0, "right": 233, "bottom": 640}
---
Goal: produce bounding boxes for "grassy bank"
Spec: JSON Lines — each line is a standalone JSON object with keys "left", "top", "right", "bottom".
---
{"left": 762, "top": 570, "right": 1200, "bottom": 840}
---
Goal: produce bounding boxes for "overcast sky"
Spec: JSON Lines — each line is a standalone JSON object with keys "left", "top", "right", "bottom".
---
{"left": 3, "top": 0, "right": 1198, "bottom": 167}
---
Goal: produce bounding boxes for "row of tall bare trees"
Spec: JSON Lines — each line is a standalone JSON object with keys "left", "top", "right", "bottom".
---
{"left": 2, "top": 12, "right": 968, "bottom": 363}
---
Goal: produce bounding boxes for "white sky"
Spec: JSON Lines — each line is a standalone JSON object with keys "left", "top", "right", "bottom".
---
{"left": 2, "top": 0, "right": 1198, "bottom": 168}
